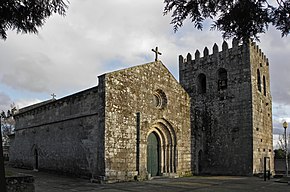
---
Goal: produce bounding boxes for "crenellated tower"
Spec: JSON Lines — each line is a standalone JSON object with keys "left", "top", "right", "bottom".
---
{"left": 179, "top": 39, "right": 273, "bottom": 176}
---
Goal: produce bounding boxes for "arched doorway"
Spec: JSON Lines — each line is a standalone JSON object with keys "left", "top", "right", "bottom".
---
{"left": 147, "top": 119, "right": 177, "bottom": 177}
{"left": 147, "top": 132, "right": 160, "bottom": 176}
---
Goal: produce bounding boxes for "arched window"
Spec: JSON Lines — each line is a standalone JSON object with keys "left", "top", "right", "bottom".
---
{"left": 197, "top": 73, "right": 206, "bottom": 94}
{"left": 257, "top": 69, "right": 261, "bottom": 92}
{"left": 217, "top": 68, "right": 227, "bottom": 90}
{"left": 263, "top": 76, "right": 266, "bottom": 96}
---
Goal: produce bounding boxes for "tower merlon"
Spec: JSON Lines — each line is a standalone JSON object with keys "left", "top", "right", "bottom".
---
{"left": 232, "top": 37, "right": 239, "bottom": 47}
{"left": 195, "top": 50, "right": 200, "bottom": 60}
{"left": 213, "top": 43, "right": 219, "bottom": 54}
{"left": 203, "top": 47, "right": 209, "bottom": 57}
{"left": 187, "top": 53, "right": 192, "bottom": 62}
{"left": 179, "top": 55, "right": 184, "bottom": 64}
{"left": 222, "top": 41, "right": 228, "bottom": 51}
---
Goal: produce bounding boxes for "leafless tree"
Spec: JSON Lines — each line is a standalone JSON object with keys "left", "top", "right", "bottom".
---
{"left": 277, "top": 132, "right": 290, "bottom": 152}
{"left": 1, "top": 104, "right": 17, "bottom": 146}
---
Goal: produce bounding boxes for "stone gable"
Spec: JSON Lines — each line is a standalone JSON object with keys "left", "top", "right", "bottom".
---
{"left": 101, "top": 61, "right": 191, "bottom": 181}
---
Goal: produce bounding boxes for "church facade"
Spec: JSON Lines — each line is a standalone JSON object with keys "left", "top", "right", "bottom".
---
{"left": 9, "top": 39, "right": 274, "bottom": 182}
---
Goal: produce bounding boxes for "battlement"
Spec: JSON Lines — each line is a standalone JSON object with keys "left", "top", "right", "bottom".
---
{"left": 250, "top": 40, "right": 269, "bottom": 66}
{"left": 179, "top": 38, "right": 269, "bottom": 66}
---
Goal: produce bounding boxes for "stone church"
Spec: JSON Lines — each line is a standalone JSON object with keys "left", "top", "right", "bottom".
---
{"left": 9, "top": 39, "right": 274, "bottom": 182}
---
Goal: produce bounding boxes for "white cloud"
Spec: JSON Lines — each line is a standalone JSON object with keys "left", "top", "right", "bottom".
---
{"left": 0, "top": 92, "right": 13, "bottom": 112}
{"left": 15, "top": 98, "right": 43, "bottom": 109}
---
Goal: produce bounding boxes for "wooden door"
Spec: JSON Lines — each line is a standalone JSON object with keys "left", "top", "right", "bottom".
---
{"left": 147, "top": 132, "right": 160, "bottom": 176}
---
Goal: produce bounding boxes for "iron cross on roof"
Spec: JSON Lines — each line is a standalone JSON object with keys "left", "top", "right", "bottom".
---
{"left": 151, "top": 47, "right": 162, "bottom": 61}
{"left": 51, "top": 93, "right": 56, "bottom": 99}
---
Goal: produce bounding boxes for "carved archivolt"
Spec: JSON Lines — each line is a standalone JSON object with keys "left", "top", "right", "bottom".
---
{"left": 147, "top": 119, "right": 177, "bottom": 174}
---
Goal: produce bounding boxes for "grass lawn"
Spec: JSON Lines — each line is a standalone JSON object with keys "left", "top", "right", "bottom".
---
{"left": 5, "top": 169, "right": 15, "bottom": 176}
{"left": 4, "top": 161, "right": 18, "bottom": 177}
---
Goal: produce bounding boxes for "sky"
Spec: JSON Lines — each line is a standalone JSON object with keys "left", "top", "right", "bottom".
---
{"left": 0, "top": 1, "right": 289, "bottom": 147}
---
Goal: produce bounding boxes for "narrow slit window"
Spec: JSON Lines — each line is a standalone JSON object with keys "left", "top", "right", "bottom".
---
{"left": 257, "top": 69, "right": 261, "bottom": 92}
{"left": 263, "top": 76, "right": 266, "bottom": 96}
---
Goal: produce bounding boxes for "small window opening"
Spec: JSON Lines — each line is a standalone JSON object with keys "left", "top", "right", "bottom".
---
{"left": 197, "top": 73, "right": 206, "bottom": 94}
{"left": 218, "top": 68, "right": 227, "bottom": 90}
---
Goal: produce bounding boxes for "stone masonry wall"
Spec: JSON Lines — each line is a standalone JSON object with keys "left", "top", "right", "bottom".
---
{"left": 10, "top": 87, "right": 103, "bottom": 178}
{"left": 249, "top": 41, "right": 274, "bottom": 175}
{"left": 179, "top": 39, "right": 262, "bottom": 175}
{"left": 102, "top": 61, "right": 191, "bottom": 182}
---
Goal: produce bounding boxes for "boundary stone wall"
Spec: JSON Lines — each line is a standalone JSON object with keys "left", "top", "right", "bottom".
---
{"left": 6, "top": 175, "right": 35, "bottom": 192}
